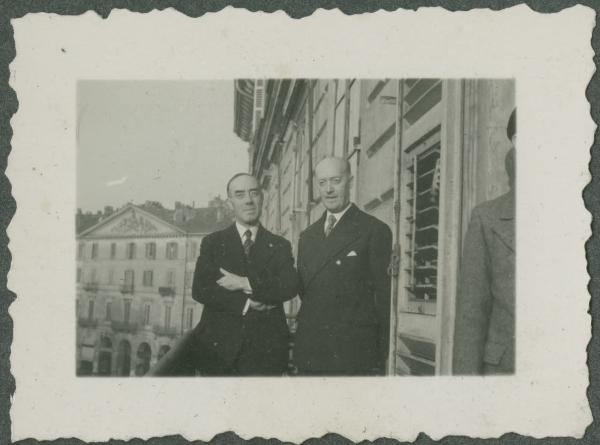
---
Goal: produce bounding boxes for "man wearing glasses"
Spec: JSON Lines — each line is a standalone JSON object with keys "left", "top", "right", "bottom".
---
{"left": 191, "top": 173, "right": 298, "bottom": 376}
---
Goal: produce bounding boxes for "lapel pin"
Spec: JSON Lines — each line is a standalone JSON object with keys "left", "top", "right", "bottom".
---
{"left": 336, "top": 259, "right": 341, "bottom": 266}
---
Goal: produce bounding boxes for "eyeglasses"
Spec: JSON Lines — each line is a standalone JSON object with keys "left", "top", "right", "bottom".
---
{"left": 231, "top": 189, "right": 262, "bottom": 199}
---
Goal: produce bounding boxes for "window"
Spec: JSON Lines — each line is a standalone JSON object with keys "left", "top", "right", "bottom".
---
{"left": 143, "top": 270, "right": 154, "bottom": 287}
{"left": 108, "top": 269, "right": 115, "bottom": 285}
{"left": 90, "top": 268, "right": 97, "bottom": 284}
{"left": 186, "top": 307, "right": 194, "bottom": 329}
{"left": 110, "top": 243, "right": 116, "bottom": 259}
{"left": 105, "top": 302, "right": 112, "bottom": 321}
{"left": 126, "top": 242, "right": 136, "bottom": 259}
{"left": 402, "top": 130, "right": 441, "bottom": 303}
{"left": 143, "top": 304, "right": 151, "bottom": 325}
{"left": 91, "top": 243, "right": 99, "bottom": 260}
{"left": 166, "top": 270, "right": 176, "bottom": 286}
{"left": 76, "top": 268, "right": 82, "bottom": 283}
{"left": 124, "top": 300, "right": 131, "bottom": 323}
{"left": 164, "top": 305, "right": 172, "bottom": 329}
{"left": 145, "top": 242, "right": 156, "bottom": 260}
{"left": 124, "top": 270, "right": 134, "bottom": 285}
{"left": 77, "top": 243, "right": 85, "bottom": 260}
{"left": 189, "top": 241, "right": 198, "bottom": 259}
{"left": 166, "top": 242, "right": 178, "bottom": 259}
{"left": 87, "top": 300, "right": 95, "bottom": 320}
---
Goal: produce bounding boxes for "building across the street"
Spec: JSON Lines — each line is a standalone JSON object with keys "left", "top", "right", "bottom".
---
{"left": 76, "top": 199, "right": 231, "bottom": 376}
{"left": 233, "top": 78, "right": 515, "bottom": 375}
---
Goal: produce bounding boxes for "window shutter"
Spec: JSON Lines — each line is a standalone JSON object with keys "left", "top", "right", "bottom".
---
{"left": 253, "top": 79, "right": 265, "bottom": 133}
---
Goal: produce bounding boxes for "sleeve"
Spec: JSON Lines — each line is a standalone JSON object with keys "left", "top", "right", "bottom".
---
{"left": 452, "top": 207, "right": 493, "bottom": 375}
{"left": 246, "top": 239, "right": 299, "bottom": 305}
{"left": 191, "top": 235, "right": 248, "bottom": 314}
{"left": 369, "top": 222, "right": 393, "bottom": 372}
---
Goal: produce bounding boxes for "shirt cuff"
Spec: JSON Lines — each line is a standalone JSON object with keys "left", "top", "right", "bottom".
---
{"left": 242, "top": 277, "right": 253, "bottom": 294}
{"left": 242, "top": 298, "right": 251, "bottom": 315}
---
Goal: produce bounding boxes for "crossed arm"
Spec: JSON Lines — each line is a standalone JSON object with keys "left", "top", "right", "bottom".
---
{"left": 192, "top": 236, "right": 298, "bottom": 314}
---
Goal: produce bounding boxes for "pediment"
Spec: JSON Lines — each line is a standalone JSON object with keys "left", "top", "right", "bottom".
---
{"left": 81, "top": 206, "right": 183, "bottom": 238}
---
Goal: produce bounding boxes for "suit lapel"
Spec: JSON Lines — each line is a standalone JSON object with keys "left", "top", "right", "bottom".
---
{"left": 223, "top": 224, "right": 246, "bottom": 273}
{"left": 303, "top": 204, "right": 363, "bottom": 287}
{"left": 491, "top": 191, "right": 515, "bottom": 252}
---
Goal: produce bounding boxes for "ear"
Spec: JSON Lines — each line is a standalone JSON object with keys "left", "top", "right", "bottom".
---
{"left": 225, "top": 198, "right": 234, "bottom": 211}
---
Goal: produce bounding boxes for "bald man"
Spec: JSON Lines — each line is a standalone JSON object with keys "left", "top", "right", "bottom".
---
{"left": 294, "top": 157, "right": 393, "bottom": 375}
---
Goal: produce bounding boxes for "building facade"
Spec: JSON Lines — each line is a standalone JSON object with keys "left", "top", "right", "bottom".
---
{"left": 76, "top": 202, "right": 230, "bottom": 376}
{"left": 234, "top": 78, "right": 515, "bottom": 375}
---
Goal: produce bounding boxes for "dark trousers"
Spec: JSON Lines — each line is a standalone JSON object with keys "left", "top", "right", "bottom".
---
{"left": 195, "top": 336, "right": 287, "bottom": 377}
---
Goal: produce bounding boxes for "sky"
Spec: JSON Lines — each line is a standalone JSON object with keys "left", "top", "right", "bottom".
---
{"left": 76, "top": 80, "right": 248, "bottom": 212}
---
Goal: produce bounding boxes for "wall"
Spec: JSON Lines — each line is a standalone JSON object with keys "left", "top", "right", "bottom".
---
{"left": 249, "top": 78, "right": 515, "bottom": 376}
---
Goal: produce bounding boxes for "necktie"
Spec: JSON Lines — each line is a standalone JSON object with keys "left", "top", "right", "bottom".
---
{"left": 243, "top": 229, "right": 253, "bottom": 256}
{"left": 325, "top": 214, "right": 337, "bottom": 237}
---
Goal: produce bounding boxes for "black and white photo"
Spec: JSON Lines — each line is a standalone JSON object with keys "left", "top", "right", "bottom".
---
{"left": 75, "top": 78, "right": 516, "bottom": 377}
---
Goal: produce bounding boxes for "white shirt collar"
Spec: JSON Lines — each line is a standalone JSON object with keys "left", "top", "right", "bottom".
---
{"left": 235, "top": 222, "right": 259, "bottom": 242}
{"left": 325, "top": 203, "right": 352, "bottom": 231}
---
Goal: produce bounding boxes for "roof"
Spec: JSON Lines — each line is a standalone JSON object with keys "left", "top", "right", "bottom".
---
{"left": 76, "top": 213, "right": 103, "bottom": 234}
{"left": 76, "top": 203, "right": 233, "bottom": 236}
{"left": 172, "top": 207, "right": 232, "bottom": 234}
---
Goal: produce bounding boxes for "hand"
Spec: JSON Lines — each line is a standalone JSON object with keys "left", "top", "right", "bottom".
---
{"left": 217, "top": 268, "right": 249, "bottom": 292}
{"left": 248, "top": 299, "right": 276, "bottom": 312}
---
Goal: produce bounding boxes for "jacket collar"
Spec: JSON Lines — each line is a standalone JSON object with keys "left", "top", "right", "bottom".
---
{"left": 225, "top": 223, "right": 277, "bottom": 267}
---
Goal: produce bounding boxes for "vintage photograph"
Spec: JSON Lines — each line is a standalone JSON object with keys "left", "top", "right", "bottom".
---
{"left": 8, "top": 7, "right": 593, "bottom": 441}
{"left": 75, "top": 78, "right": 515, "bottom": 377}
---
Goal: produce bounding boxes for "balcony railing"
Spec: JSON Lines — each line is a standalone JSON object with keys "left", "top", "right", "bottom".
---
{"left": 83, "top": 282, "right": 99, "bottom": 292}
{"left": 77, "top": 317, "right": 98, "bottom": 328}
{"left": 153, "top": 325, "right": 179, "bottom": 338}
{"left": 111, "top": 320, "right": 138, "bottom": 334}
{"left": 158, "top": 286, "right": 176, "bottom": 297}
{"left": 120, "top": 284, "right": 134, "bottom": 294}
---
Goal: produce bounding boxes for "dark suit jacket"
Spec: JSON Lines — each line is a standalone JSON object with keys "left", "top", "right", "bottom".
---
{"left": 453, "top": 190, "right": 515, "bottom": 375}
{"left": 294, "top": 204, "right": 393, "bottom": 374}
{"left": 191, "top": 224, "right": 298, "bottom": 374}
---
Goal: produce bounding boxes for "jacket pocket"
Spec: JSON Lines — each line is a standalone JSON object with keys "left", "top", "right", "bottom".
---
{"left": 483, "top": 341, "right": 506, "bottom": 365}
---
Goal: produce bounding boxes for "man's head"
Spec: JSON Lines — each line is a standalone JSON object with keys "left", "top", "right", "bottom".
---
{"left": 226, "top": 173, "right": 263, "bottom": 226}
{"left": 505, "top": 108, "right": 516, "bottom": 187}
{"left": 507, "top": 108, "right": 516, "bottom": 149}
{"left": 314, "top": 157, "right": 352, "bottom": 213}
